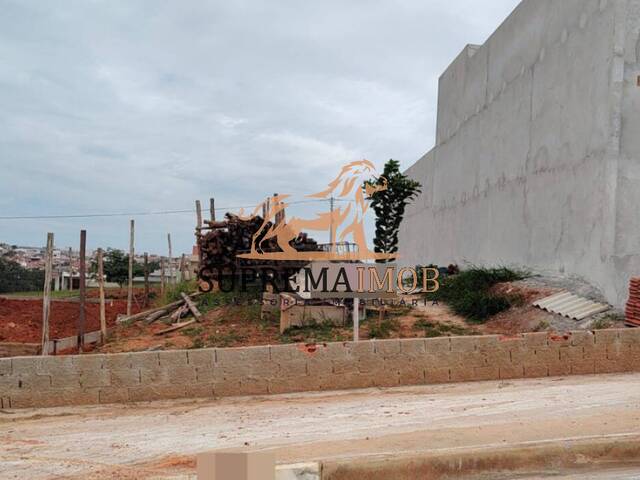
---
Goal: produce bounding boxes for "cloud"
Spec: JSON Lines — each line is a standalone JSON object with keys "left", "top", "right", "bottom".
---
{"left": 0, "top": 0, "right": 520, "bottom": 253}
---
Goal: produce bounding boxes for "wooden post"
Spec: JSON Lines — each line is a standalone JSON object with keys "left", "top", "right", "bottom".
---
{"left": 68, "top": 247, "right": 73, "bottom": 290}
{"left": 41, "top": 233, "right": 54, "bottom": 356}
{"left": 78, "top": 230, "right": 87, "bottom": 352}
{"left": 210, "top": 197, "right": 215, "bottom": 222}
{"left": 196, "top": 200, "right": 202, "bottom": 231}
{"left": 97, "top": 248, "right": 107, "bottom": 342}
{"left": 353, "top": 297, "right": 359, "bottom": 342}
{"left": 160, "top": 257, "right": 166, "bottom": 297}
{"left": 181, "top": 253, "right": 188, "bottom": 281}
{"left": 167, "top": 233, "right": 174, "bottom": 285}
{"left": 143, "top": 252, "right": 149, "bottom": 307}
{"left": 127, "top": 219, "right": 135, "bottom": 316}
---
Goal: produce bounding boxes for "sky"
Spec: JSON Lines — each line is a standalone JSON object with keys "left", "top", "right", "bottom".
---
{"left": 0, "top": 0, "right": 520, "bottom": 255}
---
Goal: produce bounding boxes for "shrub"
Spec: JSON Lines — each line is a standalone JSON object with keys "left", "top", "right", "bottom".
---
{"left": 427, "top": 266, "right": 529, "bottom": 323}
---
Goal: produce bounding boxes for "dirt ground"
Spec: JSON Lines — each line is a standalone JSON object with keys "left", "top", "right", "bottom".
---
{"left": 1, "top": 373, "right": 639, "bottom": 479}
{"left": 98, "top": 280, "right": 571, "bottom": 354}
{"left": 0, "top": 295, "right": 143, "bottom": 343}
{"left": 1, "top": 279, "right": 626, "bottom": 353}
{"left": 0, "top": 288, "right": 158, "bottom": 344}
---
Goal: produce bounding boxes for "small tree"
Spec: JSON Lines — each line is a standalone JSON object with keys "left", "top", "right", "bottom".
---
{"left": 366, "top": 159, "right": 422, "bottom": 263}
{"left": 0, "top": 257, "right": 45, "bottom": 293}
{"left": 101, "top": 249, "right": 143, "bottom": 286}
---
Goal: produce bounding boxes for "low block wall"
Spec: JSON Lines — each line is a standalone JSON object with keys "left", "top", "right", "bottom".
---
{"left": 1, "top": 329, "right": 639, "bottom": 409}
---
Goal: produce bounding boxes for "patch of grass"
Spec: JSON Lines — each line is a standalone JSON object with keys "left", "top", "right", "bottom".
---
{"left": 414, "top": 319, "right": 476, "bottom": 338}
{"left": 533, "top": 320, "right": 551, "bottom": 332}
{"left": 205, "top": 331, "right": 247, "bottom": 348}
{"left": 3, "top": 289, "right": 86, "bottom": 299}
{"left": 368, "top": 318, "right": 400, "bottom": 339}
{"left": 197, "top": 287, "right": 262, "bottom": 313}
{"left": 280, "top": 322, "right": 347, "bottom": 344}
{"left": 591, "top": 316, "right": 618, "bottom": 330}
{"left": 160, "top": 280, "right": 198, "bottom": 305}
{"left": 182, "top": 326, "right": 204, "bottom": 338}
{"left": 426, "top": 266, "right": 529, "bottom": 323}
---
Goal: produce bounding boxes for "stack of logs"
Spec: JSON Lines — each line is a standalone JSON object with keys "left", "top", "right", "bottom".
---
{"left": 197, "top": 212, "right": 320, "bottom": 291}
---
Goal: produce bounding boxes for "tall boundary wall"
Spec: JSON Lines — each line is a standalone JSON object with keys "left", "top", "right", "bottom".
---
{"left": 1, "top": 329, "right": 639, "bottom": 409}
{"left": 398, "top": 0, "right": 640, "bottom": 307}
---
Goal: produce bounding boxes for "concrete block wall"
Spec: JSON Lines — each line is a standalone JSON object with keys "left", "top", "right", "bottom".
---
{"left": 399, "top": 0, "right": 640, "bottom": 307}
{"left": 1, "top": 329, "right": 639, "bottom": 409}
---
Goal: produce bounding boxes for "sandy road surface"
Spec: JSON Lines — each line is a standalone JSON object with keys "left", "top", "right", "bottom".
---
{"left": 1, "top": 373, "right": 640, "bottom": 479}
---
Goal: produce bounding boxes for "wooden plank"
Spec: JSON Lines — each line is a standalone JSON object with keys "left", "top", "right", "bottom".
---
{"left": 181, "top": 292, "right": 202, "bottom": 320}
{"left": 144, "top": 309, "right": 170, "bottom": 325}
{"left": 78, "top": 229, "right": 87, "bottom": 352}
{"left": 171, "top": 303, "right": 189, "bottom": 322}
{"left": 155, "top": 319, "right": 196, "bottom": 335}
{"left": 97, "top": 248, "right": 107, "bottom": 342}
{"left": 127, "top": 219, "right": 135, "bottom": 316}
{"left": 41, "top": 232, "right": 54, "bottom": 356}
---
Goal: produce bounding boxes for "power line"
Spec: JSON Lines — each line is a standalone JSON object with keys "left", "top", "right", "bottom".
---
{"left": 0, "top": 198, "right": 353, "bottom": 221}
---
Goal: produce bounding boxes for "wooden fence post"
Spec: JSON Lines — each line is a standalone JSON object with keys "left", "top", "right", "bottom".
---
{"left": 97, "top": 248, "right": 107, "bottom": 342}
{"left": 68, "top": 247, "right": 73, "bottom": 290}
{"left": 160, "top": 257, "right": 166, "bottom": 297}
{"left": 180, "top": 253, "right": 188, "bottom": 281}
{"left": 210, "top": 197, "right": 215, "bottom": 222}
{"left": 167, "top": 233, "right": 174, "bottom": 285}
{"left": 41, "top": 233, "right": 54, "bottom": 356}
{"left": 127, "top": 220, "right": 135, "bottom": 316}
{"left": 78, "top": 229, "right": 87, "bottom": 352}
{"left": 196, "top": 199, "right": 203, "bottom": 231}
{"left": 143, "top": 252, "right": 149, "bottom": 307}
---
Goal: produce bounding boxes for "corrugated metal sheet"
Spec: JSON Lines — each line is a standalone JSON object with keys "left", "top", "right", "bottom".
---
{"left": 533, "top": 291, "right": 610, "bottom": 320}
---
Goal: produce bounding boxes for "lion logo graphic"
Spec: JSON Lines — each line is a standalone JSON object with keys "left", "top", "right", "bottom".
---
{"left": 237, "top": 159, "right": 393, "bottom": 261}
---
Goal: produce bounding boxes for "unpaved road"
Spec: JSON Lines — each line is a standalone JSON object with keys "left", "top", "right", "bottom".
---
{"left": 1, "top": 373, "right": 640, "bottom": 479}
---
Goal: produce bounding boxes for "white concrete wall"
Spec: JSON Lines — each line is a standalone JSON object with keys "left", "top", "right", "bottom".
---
{"left": 400, "top": 0, "right": 640, "bottom": 306}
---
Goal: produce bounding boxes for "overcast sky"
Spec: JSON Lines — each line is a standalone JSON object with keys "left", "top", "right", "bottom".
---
{"left": 0, "top": 0, "right": 520, "bottom": 255}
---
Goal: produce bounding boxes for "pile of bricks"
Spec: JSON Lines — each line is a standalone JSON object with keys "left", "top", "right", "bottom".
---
{"left": 625, "top": 277, "right": 640, "bottom": 327}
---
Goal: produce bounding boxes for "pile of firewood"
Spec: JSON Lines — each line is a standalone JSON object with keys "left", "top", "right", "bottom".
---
{"left": 197, "top": 213, "right": 320, "bottom": 291}
{"left": 116, "top": 292, "right": 203, "bottom": 334}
